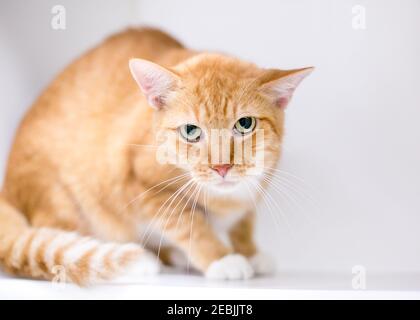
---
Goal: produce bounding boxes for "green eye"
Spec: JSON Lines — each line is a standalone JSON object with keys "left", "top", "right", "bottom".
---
{"left": 179, "top": 124, "right": 202, "bottom": 142}
{"left": 234, "top": 117, "right": 256, "bottom": 135}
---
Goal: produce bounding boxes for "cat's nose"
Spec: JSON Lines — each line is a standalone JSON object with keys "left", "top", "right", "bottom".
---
{"left": 211, "top": 164, "right": 233, "bottom": 178}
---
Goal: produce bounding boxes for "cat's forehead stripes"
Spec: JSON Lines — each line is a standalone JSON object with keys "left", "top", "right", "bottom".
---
{"left": 176, "top": 54, "right": 261, "bottom": 129}
{"left": 195, "top": 92, "right": 236, "bottom": 128}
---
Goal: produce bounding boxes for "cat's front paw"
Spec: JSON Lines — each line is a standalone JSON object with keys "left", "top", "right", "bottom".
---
{"left": 249, "top": 252, "right": 276, "bottom": 275}
{"left": 205, "top": 254, "right": 254, "bottom": 280}
{"left": 128, "top": 251, "right": 162, "bottom": 276}
{"left": 112, "top": 251, "right": 161, "bottom": 283}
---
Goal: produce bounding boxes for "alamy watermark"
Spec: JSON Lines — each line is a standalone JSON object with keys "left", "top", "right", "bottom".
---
{"left": 154, "top": 128, "right": 265, "bottom": 174}
{"left": 51, "top": 5, "right": 66, "bottom": 30}
{"left": 352, "top": 265, "right": 367, "bottom": 290}
{"left": 51, "top": 264, "right": 67, "bottom": 288}
{"left": 352, "top": 5, "right": 366, "bottom": 30}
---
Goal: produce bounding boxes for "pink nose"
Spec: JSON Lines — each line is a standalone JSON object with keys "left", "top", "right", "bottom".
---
{"left": 211, "top": 164, "right": 232, "bottom": 178}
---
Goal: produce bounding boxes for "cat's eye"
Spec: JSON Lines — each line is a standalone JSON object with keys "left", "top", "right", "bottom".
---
{"left": 179, "top": 124, "right": 202, "bottom": 142}
{"left": 233, "top": 117, "right": 256, "bottom": 135}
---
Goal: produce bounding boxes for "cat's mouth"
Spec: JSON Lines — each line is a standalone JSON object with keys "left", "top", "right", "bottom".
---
{"left": 215, "top": 180, "right": 237, "bottom": 187}
{"left": 206, "top": 176, "right": 242, "bottom": 192}
{"left": 208, "top": 180, "right": 240, "bottom": 193}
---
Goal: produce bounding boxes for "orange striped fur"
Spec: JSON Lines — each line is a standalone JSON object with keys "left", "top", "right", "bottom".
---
{"left": 0, "top": 28, "right": 312, "bottom": 284}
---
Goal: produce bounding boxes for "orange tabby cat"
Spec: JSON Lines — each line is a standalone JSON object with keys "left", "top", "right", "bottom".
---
{"left": 0, "top": 28, "right": 312, "bottom": 285}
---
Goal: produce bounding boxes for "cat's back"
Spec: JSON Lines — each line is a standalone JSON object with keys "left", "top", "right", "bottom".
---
{"left": 12, "top": 28, "right": 184, "bottom": 133}
{"left": 31, "top": 27, "right": 184, "bottom": 115}
{"left": 12, "top": 27, "right": 185, "bottom": 143}
{"left": 4, "top": 28, "right": 188, "bottom": 198}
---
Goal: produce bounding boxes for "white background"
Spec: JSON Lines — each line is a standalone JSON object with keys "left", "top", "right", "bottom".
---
{"left": 1, "top": 0, "right": 419, "bottom": 287}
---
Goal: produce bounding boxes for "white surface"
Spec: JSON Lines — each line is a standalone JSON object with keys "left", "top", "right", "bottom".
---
{"left": 0, "top": 0, "right": 420, "bottom": 295}
{"left": 1, "top": 270, "right": 419, "bottom": 300}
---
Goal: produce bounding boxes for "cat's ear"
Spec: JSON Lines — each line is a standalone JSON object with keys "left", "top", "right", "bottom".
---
{"left": 129, "top": 58, "right": 180, "bottom": 109}
{"left": 259, "top": 67, "right": 314, "bottom": 109}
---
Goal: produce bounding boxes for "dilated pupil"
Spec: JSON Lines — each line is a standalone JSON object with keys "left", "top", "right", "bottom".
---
{"left": 186, "top": 124, "right": 197, "bottom": 135}
{"left": 239, "top": 117, "right": 252, "bottom": 129}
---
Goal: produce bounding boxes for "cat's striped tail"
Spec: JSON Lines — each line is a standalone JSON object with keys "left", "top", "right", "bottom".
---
{"left": 0, "top": 196, "right": 160, "bottom": 285}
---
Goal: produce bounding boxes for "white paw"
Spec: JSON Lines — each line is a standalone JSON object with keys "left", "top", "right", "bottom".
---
{"left": 129, "top": 252, "right": 162, "bottom": 276}
{"left": 113, "top": 252, "right": 161, "bottom": 283}
{"left": 249, "top": 252, "right": 276, "bottom": 275}
{"left": 205, "top": 254, "right": 254, "bottom": 280}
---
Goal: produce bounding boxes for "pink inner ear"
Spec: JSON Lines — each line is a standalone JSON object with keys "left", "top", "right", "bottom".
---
{"left": 141, "top": 80, "right": 153, "bottom": 93}
{"left": 139, "top": 75, "right": 159, "bottom": 95}
{"left": 139, "top": 77, "right": 164, "bottom": 107}
{"left": 150, "top": 96, "right": 164, "bottom": 108}
{"left": 277, "top": 96, "right": 290, "bottom": 109}
{"left": 129, "top": 58, "right": 177, "bottom": 109}
{"left": 264, "top": 67, "right": 314, "bottom": 109}
{"left": 275, "top": 87, "right": 294, "bottom": 109}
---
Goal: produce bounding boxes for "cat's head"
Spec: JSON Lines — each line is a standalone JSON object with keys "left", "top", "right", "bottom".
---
{"left": 129, "top": 54, "right": 312, "bottom": 193}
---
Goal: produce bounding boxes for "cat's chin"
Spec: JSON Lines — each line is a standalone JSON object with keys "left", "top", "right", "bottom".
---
{"left": 207, "top": 180, "right": 241, "bottom": 193}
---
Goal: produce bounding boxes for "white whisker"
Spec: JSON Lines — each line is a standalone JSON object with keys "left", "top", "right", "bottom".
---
{"left": 250, "top": 179, "right": 294, "bottom": 236}
{"left": 156, "top": 181, "right": 198, "bottom": 260}
{"left": 125, "top": 172, "right": 190, "bottom": 209}
{"left": 141, "top": 179, "right": 193, "bottom": 246}
{"left": 186, "top": 183, "right": 202, "bottom": 273}
{"left": 263, "top": 174, "right": 313, "bottom": 225}
{"left": 264, "top": 170, "right": 320, "bottom": 209}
